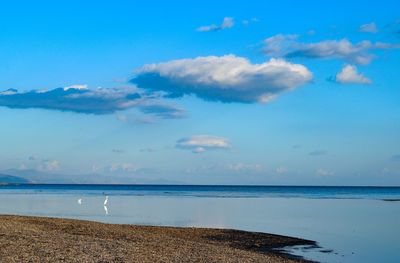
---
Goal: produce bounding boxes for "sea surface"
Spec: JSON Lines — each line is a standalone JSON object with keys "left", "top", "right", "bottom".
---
{"left": 0, "top": 184, "right": 399, "bottom": 263}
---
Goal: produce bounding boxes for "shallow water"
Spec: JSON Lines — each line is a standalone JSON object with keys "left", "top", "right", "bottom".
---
{"left": 0, "top": 185, "right": 399, "bottom": 263}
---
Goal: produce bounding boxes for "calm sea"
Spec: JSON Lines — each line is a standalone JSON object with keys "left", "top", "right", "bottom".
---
{"left": 0, "top": 184, "right": 399, "bottom": 263}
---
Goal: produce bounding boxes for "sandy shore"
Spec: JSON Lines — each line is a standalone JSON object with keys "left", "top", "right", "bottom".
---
{"left": 0, "top": 215, "right": 315, "bottom": 263}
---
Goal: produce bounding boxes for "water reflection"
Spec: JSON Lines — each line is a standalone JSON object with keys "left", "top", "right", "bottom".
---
{"left": 0, "top": 193, "right": 399, "bottom": 263}
{"left": 103, "top": 195, "right": 109, "bottom": 215}
{"left": 103, "top": 204, "right": 108, "bottom": 215}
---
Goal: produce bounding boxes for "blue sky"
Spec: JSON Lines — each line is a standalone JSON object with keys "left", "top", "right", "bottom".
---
{"left": 1, "top": 0, "right": 400, "bottom": 185}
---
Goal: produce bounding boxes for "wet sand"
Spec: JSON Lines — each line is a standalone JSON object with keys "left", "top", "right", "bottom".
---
{"left": 0, "top": 215, "right": 315, "bottom": 262}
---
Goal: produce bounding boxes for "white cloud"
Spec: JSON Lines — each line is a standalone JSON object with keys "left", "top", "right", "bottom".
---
{"left": 286, "top": 39, "right": 374, "bottom": 65}
{"left": 242, "top": 17, "right": 259, "bottom": 26}
{"left": 23, "top": 156, "right": 60, "bottom": 172}
{"left": 263, "top": 36, "right": 400, "bottom": 65}
{"left": 108, "top": 163, "right": 137, "bottom": 173}
{"left": 359, "top": 23, "right": 378, "bottom": 33}
{"left": 197, "top": 17, "right": 234, "bottom": 32}
{"left": 38, "top": 160, "right": 60, "bottom": 172}
{"left": 221, "top": 17, "right": 234, "bottom": 28}
{"left": 263, "top": 34, "right": 299, "bottom": 56}
{"left": 184, "top": 164, "right": 218, "bottom": 174}
{"left": 185, "top": 162, "right": 265, "bottom": 174}
{"left": 132, "top": 55, "right": 312, "bottom": 103}
{"left": 63, "top": 84, "right": 88, "bottom": 91}
{"left": 91, "top": 163, "right": 139, "bottom": 173}
{"left": 275, "top": 167, "right": 288, "bottom": 174}
{"left": 227, "top": 163, "right": 264, "bottom": 173}
{"left": 19, "top": 163, "right": 28, "bottom": 170}
{"left": 116, "top": 114, "right": 129, "bottom": 122}
{"left": 315, "top": 169, "right": 334, "bottom": 176}
{"left": 176, "top": 135, "right": 230, "bottom": 153}
{"left": 0, "top": 89, "right": 18, "bottom": 95}
{"left": 91, "top": 164, "right": 103, "bottom": 173}
{"left": 335, "top": 65, "right": 372, "bottom": 85}
{"left": 374, "top": 42, "right": 400, "bottom": 49}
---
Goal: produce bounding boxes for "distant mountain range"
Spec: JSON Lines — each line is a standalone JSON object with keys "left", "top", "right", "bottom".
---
{"left": 0, "top": 174, "right": 30, "bottom": 184}
{"left": 0, "top": 169, "right": 181, "bottom": 185}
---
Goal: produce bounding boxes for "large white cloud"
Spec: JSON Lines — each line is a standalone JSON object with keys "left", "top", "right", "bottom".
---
{"left": 335, "top": 65, "right": 372, "bottom": 85}
{"left": 131, "top": 55, "right": 313, "bottom": 103}
{"left": 263, "top": 35, "right": 400, "bottom": 65}
{"left": 176, "top": 135, "right": 230, "bottom": 153}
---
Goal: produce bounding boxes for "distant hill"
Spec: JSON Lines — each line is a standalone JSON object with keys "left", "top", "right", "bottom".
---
{"left": 0, "top": 174, "right": 30, "bottom": 184}
{"left": 0, "top": 169, "right": 182, "bottom": 184}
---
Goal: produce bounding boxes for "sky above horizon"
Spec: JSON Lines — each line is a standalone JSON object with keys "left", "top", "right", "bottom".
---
{"left": 1, "top": 0, "right": 400, "bottom": 185}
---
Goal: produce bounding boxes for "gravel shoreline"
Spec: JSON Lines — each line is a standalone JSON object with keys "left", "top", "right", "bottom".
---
{"left": 0, "top": 215, "right": 315, "bottom": 262}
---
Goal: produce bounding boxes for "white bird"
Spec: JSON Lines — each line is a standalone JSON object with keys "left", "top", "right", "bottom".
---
{"left": 104, "top": 195, "right": 109, "bottom": 206}
{"left": 77, "top": 198, "right": 82, "bottom": 205}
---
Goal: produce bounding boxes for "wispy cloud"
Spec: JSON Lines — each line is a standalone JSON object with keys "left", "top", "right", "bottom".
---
{"left": 108, "top": 163, "right": 137, "bottom": 173}
{"left": 335, "top": 65, "right": 372, "bottom": 85}
{"left": 263, "top": 35, "right": 400, "bottom": 65}
{"left": 242, "top": 17, "right": 259, "bottom": 26}
{"left": 38, "top": 159, "right": 60, "bottom": 172}
{"left": 112, "top": 149, "right": 124, "bottom": 154}
{"left": 138, "top": 103, "right": 186, "bottom": 119}
{"left": 139, "top": 148, "right": 156, "bottom": 153}
{"left": 176, "top": 135, "right": 230, "bottom": 153}
{"left": 0, "top": 85, "right": 187, "bottom": 121}
{"left": 24, "top": 155, "right": 60, "bottom": 172}
{"left": 116, "top": 113, "right": 156, "bottom": 124}
{"left": 91, "top": 163, "right": 142, "bottom": 174}
{"left": 0, "top": 85, "right": 142, "bottom": 114}
{"left": 131, "top": 55, "right": 312, "bottom": 103}
{"left": 185, "top": 162, "right": 265, "bottom": 174}
{"left": 28, "top": 155, "right": 39, "bottom": 161}
{"left": 309, "top": 150, "right": 327, "bottom": 156}
{"left": 315, "top": 169, "right": 334, "bottom": 176}
{"left": 263, "top": 34, "right": 299, "bottom": 57}
{"left": 359, "top": 22, "right": 378, "bottom": 33}
{"left": 197, "top": 17, "right": 234, "bottom": 32}
{"left": 227, "top": 163, "right": 265, "bottom": 173}
{"left": 275, "top": 167, "right": 288, "bottom": 174}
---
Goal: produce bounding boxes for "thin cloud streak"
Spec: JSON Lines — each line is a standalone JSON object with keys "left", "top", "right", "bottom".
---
{"left": 197, "top": 17, "right": 234, "bottom": 32}
{"left": 176, "top": 135, "right": 230, "bottom": 153}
